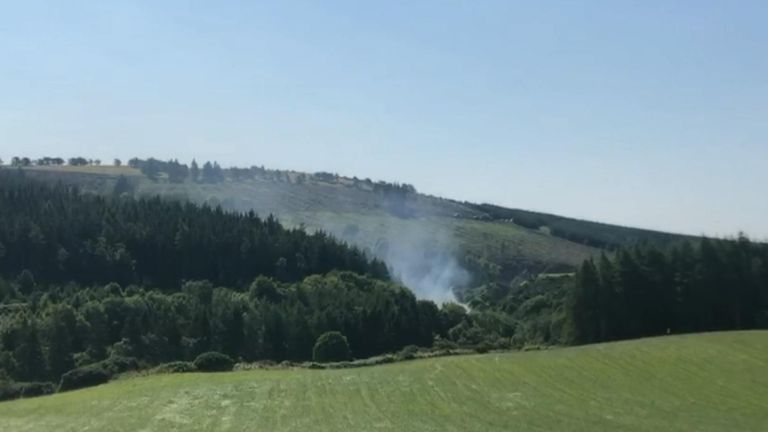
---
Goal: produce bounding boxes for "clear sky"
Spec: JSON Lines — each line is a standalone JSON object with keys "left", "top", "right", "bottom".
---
{"left": 1, "top": 1, "right": 766, "bottom": 238}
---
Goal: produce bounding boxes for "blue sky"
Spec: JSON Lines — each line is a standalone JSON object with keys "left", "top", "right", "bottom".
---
{"left": 1, "top": 1, "right": 766, "bottom": 238}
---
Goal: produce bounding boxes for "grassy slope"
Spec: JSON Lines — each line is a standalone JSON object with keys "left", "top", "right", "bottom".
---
{"left": 2, "top": 331, "right": 766, "bottom": 432}
{"left": 22, "top": 166, "right": 600, "bottom": 277}
{"left": 281, "top": 211, "right": 596, "bottom": 274}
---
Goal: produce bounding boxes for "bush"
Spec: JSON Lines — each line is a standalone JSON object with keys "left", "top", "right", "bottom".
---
{"left": 73, "top": 351, "right": 96, "bottom": 368}
{"left": 397, "top": 345, "right": 420, "bottom": 361}
{"left": 162, "top": 361, "right": 198, "bottom": 373}
{"left": 19, "top": 381, "right": 55, "bottom": 398}
{"left": 0, "top": 382, "right": 22, "bottom": 401}
{"left": 153, "top": 361, "right": 197, "bottom": 374}
{"left": 100, "top": 356, "right": 139, "bottom": 374}
{"left": 433, "top": 337, "right": 459, "bottom": 351}
{"left": 312, "top": 331, "right": 351, "bottom": 363}
{"left": 0, "top": 381, "right": 55, "bottom": 401}
{"left": 193, "top": 352, "right": 234, "bottom": 372}
{"left": 58, "top": 366, "right": 111, "bottom": 392}
{"left": 474, "top": 342, "right": 492, "bottom": 354}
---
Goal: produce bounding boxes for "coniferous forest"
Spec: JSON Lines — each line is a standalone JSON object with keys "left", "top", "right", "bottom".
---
{"left": 0, "top": 172, "right": 387, "bottom": 287}
{"left": 566, "top": 239, "right": 768, "bottom": 344}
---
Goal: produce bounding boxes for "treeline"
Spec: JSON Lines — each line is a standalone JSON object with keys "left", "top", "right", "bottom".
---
{"left": 2, "top": 155, "right": 419, "bottom": 193}
{"left": 566, "top": 238, "right": 768, "bottom": 344}
{"left": 128, "top": 158, "right": 229, "bottom": 184}
{"left": 0, "top": 272, "right": 443, "bottom": 385}
{"left": 0, "top": 172, "right": 387, "bottom": 288}
{"left": 0, "top": 269, "right": 526, "bottom": 389}
{"left": 473, "top": 203, "right": 688, "bottom": 249}
{"left": 0, "top": 156, "right": 103, "bottom": 167}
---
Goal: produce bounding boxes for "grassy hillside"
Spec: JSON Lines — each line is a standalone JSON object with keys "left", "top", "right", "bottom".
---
{"left": 18, "top": 165, "right": 601, "bottom": 292}
{"left": 16, "top": 163, "right": 698, "bottom": 302}
{"left": 472, "top": 203, "right": 696, "bottom": 249}
{"left": 2, "top": 331, "right": 766, "bottom": 432}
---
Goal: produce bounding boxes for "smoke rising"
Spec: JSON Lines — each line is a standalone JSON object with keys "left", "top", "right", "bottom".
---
{"left": 384, "top": 244, "right": 470, "bottom": 304}
{"left": 210, "top": 174, "right": 473, "bottom": 303}
{"left": 325, "top": 217, "right": 471, "bottom": 304}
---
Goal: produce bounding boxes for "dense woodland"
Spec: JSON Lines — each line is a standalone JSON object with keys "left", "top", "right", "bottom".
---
{"left": 0, "top": 171, "right": 387, "bottom": 288}
{"left": 0, "top": 173, "right": 494, "bottom": 396}
{"left": 0, "top": 271, "right": 439, "bottom": 382}
{"left": 566, "top": 238, "right": 768, "bottom": 344}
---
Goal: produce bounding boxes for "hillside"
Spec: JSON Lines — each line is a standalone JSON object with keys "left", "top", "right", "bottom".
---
{"left": 15, "top": 163, "right": 693, "bottom": 301}
{"left": 1, "top": 331, "right": 766, "bottom": 432}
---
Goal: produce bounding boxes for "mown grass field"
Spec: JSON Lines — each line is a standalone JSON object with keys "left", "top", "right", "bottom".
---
{"left": 1, "top": 331, "right": 766, "bottom": 432}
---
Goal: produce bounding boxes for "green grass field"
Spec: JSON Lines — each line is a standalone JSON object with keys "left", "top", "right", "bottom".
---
{"left": 1, "top": 331, "right": 766, "bottom": 432}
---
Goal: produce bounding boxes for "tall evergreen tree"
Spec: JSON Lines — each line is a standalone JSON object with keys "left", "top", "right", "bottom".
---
{"left": 190, "top": 159, "right": 200, "bottom": 182}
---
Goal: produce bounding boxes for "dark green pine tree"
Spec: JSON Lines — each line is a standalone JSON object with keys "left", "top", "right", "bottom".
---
{"left": 189, "top": 159, "right": 200, "bottom": 182}
{"left": 112, "top": 175, "right": 133, "bottom": 197}
{"left": 12, "top": 320, "right": 47, "bottom": 382}
{"left": 567, "top": 259, "right": 600, "bottom": 344}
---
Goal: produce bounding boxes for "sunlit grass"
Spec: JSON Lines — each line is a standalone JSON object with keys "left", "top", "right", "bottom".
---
{"left": 2, "top": 331, "right": 766, "bottom": 432}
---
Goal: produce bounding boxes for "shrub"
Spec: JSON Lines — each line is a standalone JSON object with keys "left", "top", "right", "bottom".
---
{"left": 193, "top": 352, "right": 234, "bottom": 372}
{"left": 100, "top": 356, "right": 139, "bottom": 374}
{"left": 312, "top": 331, "right": 351, "bottom": 363}
{"left": 433, "top": 337, "right": 459, "bottom": 351}
{"left": 474, "top": 342, "right": 492, "bottom": 354}
{"left": 19, "top": 381, "right": 55, "bottom": 398}
{"left": 108, "top": 339, "right": 136, "bottom": 358}
{"left": 0, "top": 382, "right": 23, "bottom": 401}
{"left": 153, "top": 361, "right": 197, "bottom": 374}
{"left": 73, "top": 351, "right": 96, "bottom": 368}
{"left": 58, "top": 366, "right": 111, "bottom": 392}
{"left": 397, "top": 345, "right": 420, "bottom": 361}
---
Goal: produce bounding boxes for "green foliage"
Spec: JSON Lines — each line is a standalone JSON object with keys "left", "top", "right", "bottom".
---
{"left": 112, "top": 175, "right": 133, "bottom": 197}
{"left": 1, "top": 270, "right": 440, "bottom": 390}
{"left": 0, "top": 173, "right": 388, "bottom": 288}
{"left": 16, "top": 270, "right": 35, "bottom": 295}
{"left": 0, "top": 381, "right": 55, "bottom": 401}
{"left": 98, "top": 356, "right": 140, "bottom": 374}
{"left": 153, "top": 361, "right": 197, "bottom": 374}
{"left": 474, "top": 341, "right": 492, "bottom": 353}
{"left": 312, "top": 332, "right": 351, "bottom": 363}
{"left": 439, "top": 302, "right": 467, "bottom": 334}
{"left": 396, "top": 345, "right": 419, "bottom": 361}
{"left": 18, "top": 381, "right": 55, "bottom": 398}
{"left": 249, "top": 276, "right": 282, "bottom": 303}
{"left": 58, "top": 366, "right": 111, "bottom": 392}
{"left": 193, "top": 352, "right": 234, "bottom": 372}
{"left": 566, "top": 238, "right": 768, "bottom": 344}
